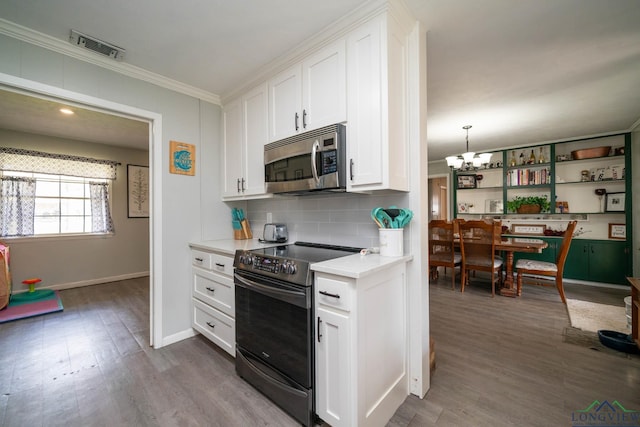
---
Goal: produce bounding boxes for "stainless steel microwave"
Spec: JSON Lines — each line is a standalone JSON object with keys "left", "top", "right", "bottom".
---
{"left": 265, "top": 124, "right": 346, "bottom": 195}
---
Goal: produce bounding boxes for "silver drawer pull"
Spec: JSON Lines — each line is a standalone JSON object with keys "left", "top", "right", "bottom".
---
{"left": 215, "top": 263, "right": 225, "bottom": 268}
{"left": 195, "top": 257, "right": 204, "bottom": 262}
{"left": 206, "top": 287, "right": 215, "bottom": 293}
{"left": 319, "top": 290, "right": 340, "bottom": 299}
{"left": 206, "top": 321, "right": 215, "bottom": 329}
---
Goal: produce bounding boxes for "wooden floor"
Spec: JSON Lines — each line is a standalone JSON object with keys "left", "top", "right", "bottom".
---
{"left": 0, "top": 274, "right": 638, "bottom": 426}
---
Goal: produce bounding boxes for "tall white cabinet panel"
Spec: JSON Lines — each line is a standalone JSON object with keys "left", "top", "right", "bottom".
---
{"left": 268, "top": 66, "right": 302, "bottom": 142}
{"left": 268, "top": 39, "right": 346, "bottom": 142}
{"left": 346, "top": 13, "right": 409, "bottom": 192}
{"left": 315, "top": 262, "right": 408, "bottom": 427}
{"left": 302, "top": 40, "right": 346, "bottom": 132}
{"left": 222, "top": 99, "right": 243, "bottom": 197}
{"left": 222, "top": 83, "right": 269, "bottom": 199}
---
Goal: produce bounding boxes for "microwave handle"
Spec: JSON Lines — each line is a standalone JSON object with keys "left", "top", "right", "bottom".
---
{"left": 311, "top": 139, "right": 320, "bottom": 183}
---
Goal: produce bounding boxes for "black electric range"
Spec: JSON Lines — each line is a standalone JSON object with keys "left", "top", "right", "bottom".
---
{"left": 233, "top": 241, "right": 362, "bottom": 286}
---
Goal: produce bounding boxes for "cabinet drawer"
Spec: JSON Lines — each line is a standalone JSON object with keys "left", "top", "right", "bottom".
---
{"left": 192, "top": 298, "right": 235, "bottom": 357}
{"left": 193, "top": 267, "right": 234, "bottom": 317}
{"left": 316, "top": 276, "right": 352, "bottom": 312}
{"left": 192, "top": 250, "right": 233, "bottom": 276}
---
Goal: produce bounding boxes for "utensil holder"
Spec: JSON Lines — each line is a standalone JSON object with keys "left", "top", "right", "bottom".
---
{"left": 234, "top": 219, "right": 253, "bottom": 240}
{"left": 379, "top": 228, "right": 403, "bottom": 256}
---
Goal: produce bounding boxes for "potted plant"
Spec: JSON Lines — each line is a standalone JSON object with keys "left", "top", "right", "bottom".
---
{"left": 507, "top": 195, "right": 551, "bottom": 214}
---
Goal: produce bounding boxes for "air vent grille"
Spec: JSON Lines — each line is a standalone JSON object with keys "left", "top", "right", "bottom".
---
{"left": 69, "top": 30, "right": 125, "bottom": 61}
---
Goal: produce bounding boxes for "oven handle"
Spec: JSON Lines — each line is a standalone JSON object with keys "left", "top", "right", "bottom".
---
{"left": 234, "top": 272, "right": 309, "bottom": 308}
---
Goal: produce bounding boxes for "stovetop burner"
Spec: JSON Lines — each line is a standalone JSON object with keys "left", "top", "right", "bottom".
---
{"left": 233, "top": 241, "right": 362, "bottom": 286}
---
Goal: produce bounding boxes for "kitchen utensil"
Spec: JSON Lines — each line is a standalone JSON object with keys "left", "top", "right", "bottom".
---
{"left": 372, "top": 207, "right": 394, "bottom": 228}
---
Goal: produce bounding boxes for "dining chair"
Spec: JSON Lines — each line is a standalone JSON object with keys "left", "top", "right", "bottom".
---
{"left": 428, "top": 219, "right": 462, "bottom": 290}
{"left": 515, "top": 220, "right": 577, "bottom": 303}
{"left": 459, "top": 220, "right": 503, "bottom": 297}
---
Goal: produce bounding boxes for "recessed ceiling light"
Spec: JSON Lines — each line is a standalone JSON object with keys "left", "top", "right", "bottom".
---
{"left": 60, "top": 108, "right": 74, "bottom": 115}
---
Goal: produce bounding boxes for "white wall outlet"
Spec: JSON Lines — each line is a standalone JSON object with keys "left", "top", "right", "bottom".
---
{"left": 266, "top": 212, "right": 272, "bottom": 223}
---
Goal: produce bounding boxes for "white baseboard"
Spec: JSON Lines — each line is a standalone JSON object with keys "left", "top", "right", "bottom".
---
{"left": 11, "top": 271, "right": 150, "bottom": 294}
{"left": 161, "top": 328, "right": 198, "bottom": 347}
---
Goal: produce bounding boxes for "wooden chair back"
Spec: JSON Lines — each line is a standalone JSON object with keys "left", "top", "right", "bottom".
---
{"left": 459, "top": 220, "right": 503, "bottom": 296}
{"left": 428, "top": 219, "right": 462, "bottom": 289}
{"left": 555, "top": 220, "right": 578, "bottom": 275}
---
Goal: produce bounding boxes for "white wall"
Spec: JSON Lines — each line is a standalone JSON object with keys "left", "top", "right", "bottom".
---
{"left": 0, "top": 34, "right": 222, "bottom": 345}
{"left": 0, "top": 129, "right": 149, "bottom": 289}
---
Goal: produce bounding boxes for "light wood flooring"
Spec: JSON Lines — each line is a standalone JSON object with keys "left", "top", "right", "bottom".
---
{"left": 0, "top": 274, "right": 638, "bottom": 426}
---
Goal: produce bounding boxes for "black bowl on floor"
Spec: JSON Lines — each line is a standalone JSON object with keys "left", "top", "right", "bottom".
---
{"left": 597, "top": 330, "right": 639, "bottom": 354}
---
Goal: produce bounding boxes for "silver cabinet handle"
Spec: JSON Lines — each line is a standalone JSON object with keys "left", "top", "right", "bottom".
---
{"left": 215, "top": 263, "right": 225, "bottom": 268}
{"left": 195, "top": 257, "right": 204, "bottom": 262}
{"left": 206, "top": 286, "right": 215, "bottom": 293}
{"left": 206, "top": 321, "right": 215, "bottom": 329}
{"left": 317, "top": 317, "right": 322, "bottom": 342}
{"left": 350, "top": 159, "right": 354, "bottom": 181}
{"left": 302, "top": 109, "right": 307, "bottom": 129}
{"left": 295, "top": 112, "right": 299, "bottom": 131}
{"left": 237, "top": 178, "right": 241, "bottom": 193}
{"left": 241, "top": 178, "right": 246, "bottom": 192}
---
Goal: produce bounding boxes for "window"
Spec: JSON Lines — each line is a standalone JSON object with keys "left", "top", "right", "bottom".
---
{"left": 0, "top": 147, "right": 118, "bottom": 238}
{"left": 1, "top": 171, "right": 113, "bottom": 236}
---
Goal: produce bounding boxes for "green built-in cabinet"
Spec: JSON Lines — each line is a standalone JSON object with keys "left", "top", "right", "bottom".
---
{"left": 453, "top": 133, "right": 632, "bottom": 286}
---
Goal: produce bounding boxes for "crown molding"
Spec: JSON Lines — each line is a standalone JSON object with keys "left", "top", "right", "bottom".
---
{"left": 0, "top": 18, "right": 221, "bottom": 105}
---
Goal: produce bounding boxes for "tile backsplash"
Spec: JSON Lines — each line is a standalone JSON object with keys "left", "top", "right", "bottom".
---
{"left": 246, "top": 192, "right": 411, "bottom": 250}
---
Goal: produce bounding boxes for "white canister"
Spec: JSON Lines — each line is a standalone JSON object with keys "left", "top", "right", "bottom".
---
{"left": 379, "top": 228, "right": 403, "bottom": 256}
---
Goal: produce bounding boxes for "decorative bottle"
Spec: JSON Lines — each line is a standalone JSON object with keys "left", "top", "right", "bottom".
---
{"left": 509, "top": 151, "right": 517, "bottom": 167}
{"left": 519, "top": 152, "right": 525, "bottom": 165}
{"left": 528, "top": 149, "right": 536, "bottom": 164}
{"left": 538, "top": 147, "right": 545, "bottom": 164}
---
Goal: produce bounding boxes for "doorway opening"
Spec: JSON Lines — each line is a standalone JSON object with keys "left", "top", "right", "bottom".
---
{"left": 0, "top": 75, "right": 162, "bottom": 347}
{"left": 428, "top": 174, "right": 450, "bottom": 221}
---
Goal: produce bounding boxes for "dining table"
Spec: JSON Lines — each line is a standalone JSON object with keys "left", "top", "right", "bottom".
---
{"left": 495, "top": 237, "right": 548, "bottom": 297}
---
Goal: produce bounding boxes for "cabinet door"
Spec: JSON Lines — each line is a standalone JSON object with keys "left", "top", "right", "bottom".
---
{"left": 302, "top": 39, "right": 346, "bottom": 131}
{"left": 221, "top": 98, "right": 243, "bottom": 197}
{"left": 564, "top": 241, "right": 589, "bottom": 281}
{"left": 268, "top": 65, "right": 302, "bottom": 142}
{"left": 588, "top": 241, "right": 628, "bottom": 284}
{"left": 346, "top": 17, "right": 383, "bottom": 189}
{"left": 316, "top": 306, "right": 350, "bottom": 427}
{"left": 242, "top": 83, "right": 268, "bottom": 196}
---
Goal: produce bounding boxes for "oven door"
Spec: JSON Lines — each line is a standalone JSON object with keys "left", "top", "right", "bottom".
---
{"left": 234, "top": 270, "right": 313, "bottom": 388}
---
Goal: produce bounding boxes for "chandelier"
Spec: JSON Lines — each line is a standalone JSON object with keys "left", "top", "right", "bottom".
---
{"left": 445, "top": 125, "right": 492, "bottom": 170}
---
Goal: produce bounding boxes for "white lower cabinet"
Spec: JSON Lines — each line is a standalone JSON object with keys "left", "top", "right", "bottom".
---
{"left": 315, "top": 262, "right": 408, "bottom": 427}
{"left": 190, "top": 249, "right": 236, "bottom": 357}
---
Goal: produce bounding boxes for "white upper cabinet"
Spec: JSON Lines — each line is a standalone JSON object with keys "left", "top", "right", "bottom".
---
{"left": 346, "top": 12, "right": 410, "bottom": 192}
{"left": 268, "top": 39, "right": 346, "bottom": 142}
{"left": 302, "top": 40, "right": 347, "bottom": 132}
{"left": 222, "top": 83, "right": 269, "bottom": 199}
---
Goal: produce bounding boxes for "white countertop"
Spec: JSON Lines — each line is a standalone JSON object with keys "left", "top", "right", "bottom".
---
{"left": 189, "top": 238, "right": 281, "bottom": 256}
{"left": 311, "top": 253, "right": 413, "bottom": 279}
{"left": 189, "top": 239, "right": 413, "bottom": 278}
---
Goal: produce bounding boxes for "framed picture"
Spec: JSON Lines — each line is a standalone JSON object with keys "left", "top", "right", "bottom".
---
{"left": 169, "top": 140, "right": 195, "bottom": 175}
{"left": 485, "top": 199, "right": 503, "bottom": 214}
{"left": 511, "top": 224, "right": 546, "bottom": 235}
{"left": 605, "top": 192, "right": 625, "bottom": 212}
{"left": 127, "top": 164, "right": 149, "bottom": 218}
{"left": 457, "top": 174, "right": 477, "bottom": 189}
{"left": 555, "top": 201, "right": 569, "bottom": 213}
{"left": 608, "top": 223, "right": 626, "bottom": 240}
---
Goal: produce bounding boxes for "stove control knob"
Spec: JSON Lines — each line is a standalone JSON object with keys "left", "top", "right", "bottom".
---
{"left": 240, "top": 254, "right": 252, "bottom": 265}
{"left": 286, "top": 263, "right": 297, "bottom": 275}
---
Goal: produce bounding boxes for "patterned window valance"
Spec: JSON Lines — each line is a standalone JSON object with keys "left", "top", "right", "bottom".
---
{"left": 0, "top": 147, "right": 119, "bottom": 180}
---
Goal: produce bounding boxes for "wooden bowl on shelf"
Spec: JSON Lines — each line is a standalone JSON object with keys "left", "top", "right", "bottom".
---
{"left": 571, "top": 146, "right": 610, "bottom": 160}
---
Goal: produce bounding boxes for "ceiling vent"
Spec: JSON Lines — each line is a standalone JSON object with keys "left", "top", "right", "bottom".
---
{"left": 69, "top": 30, "right": 125, "bottom": 61}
